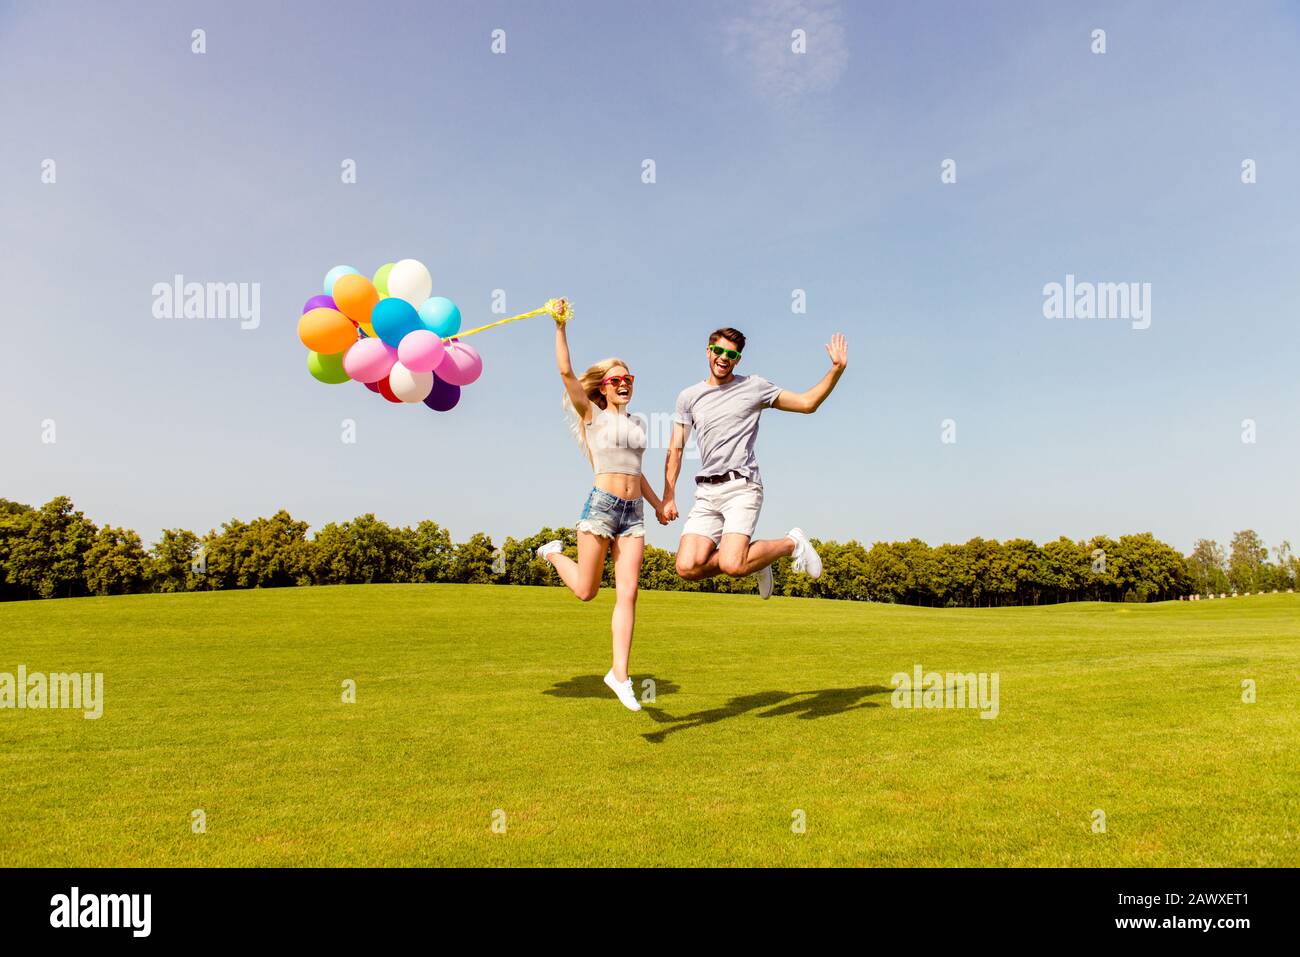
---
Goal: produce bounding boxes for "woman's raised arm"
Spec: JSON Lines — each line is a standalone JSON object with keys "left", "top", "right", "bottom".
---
{"left": 555, "top": 321, "right": 590, "bottom": 420}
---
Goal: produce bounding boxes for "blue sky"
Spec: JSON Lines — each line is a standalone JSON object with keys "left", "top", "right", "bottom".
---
{"left": 1, "top": 0, "right": 1297, "bottom": 554}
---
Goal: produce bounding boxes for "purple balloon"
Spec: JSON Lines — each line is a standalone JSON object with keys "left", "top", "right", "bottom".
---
{"left": 423, "top": 375, "right": 461, "bottom": 412}
{"left": 303, "top": 294, "right": 336, "bottom": 314}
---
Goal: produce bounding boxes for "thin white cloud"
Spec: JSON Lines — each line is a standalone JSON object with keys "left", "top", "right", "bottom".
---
{"left": 721, "top": 0, "right": 849, "bottom": 105}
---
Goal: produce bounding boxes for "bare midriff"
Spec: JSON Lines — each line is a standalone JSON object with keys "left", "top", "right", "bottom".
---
{"left": 594, "top": 472, "right": 641, "bottom": 500}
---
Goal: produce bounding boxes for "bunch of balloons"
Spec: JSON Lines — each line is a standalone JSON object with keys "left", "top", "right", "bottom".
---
{"left": 297, "top": 259, "right": 482, "bottom": 412}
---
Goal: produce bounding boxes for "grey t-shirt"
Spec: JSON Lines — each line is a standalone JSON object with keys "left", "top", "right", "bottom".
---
{"left": 674, "top": 374, "right": 783, "bottom": 486}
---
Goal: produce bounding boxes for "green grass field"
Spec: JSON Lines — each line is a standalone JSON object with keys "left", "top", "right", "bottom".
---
{"left": 1, "top": 585, "right": 1297, "bottom": 866}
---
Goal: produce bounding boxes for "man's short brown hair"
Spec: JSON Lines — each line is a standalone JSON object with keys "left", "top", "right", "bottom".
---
{"left": 708, "top": 327, "right": 746, "bottom": 353}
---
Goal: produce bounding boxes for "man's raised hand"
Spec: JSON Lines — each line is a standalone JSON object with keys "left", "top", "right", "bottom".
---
{"left": 825, "top": 333, "right": 848, "bottom": 370}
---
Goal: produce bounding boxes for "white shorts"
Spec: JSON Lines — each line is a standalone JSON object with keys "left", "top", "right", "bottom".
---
{"left": 682, "top": 478, "right": 764, "bottom": 544}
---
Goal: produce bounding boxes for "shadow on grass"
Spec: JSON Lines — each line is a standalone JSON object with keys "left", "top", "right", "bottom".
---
{"left": 544, "top": 676, "right": 892, "bottom": 744}
{"left": 542, "top": 674, "right": 683, "bottom": 700}
{"left": 640, "top": 685, "right": 893, "bottom": 743}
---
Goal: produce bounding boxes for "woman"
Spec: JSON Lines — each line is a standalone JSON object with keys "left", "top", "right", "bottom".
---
{"left": 535, "top": 315, "right": 667, "bottom": 712}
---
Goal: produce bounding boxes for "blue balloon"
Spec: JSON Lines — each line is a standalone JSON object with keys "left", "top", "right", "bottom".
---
{"left": 323, "top": 265, "right": 359, "bottom": 296}
{"left": 418, "top": 297, "right": 462, "bottom": 338}
{"left": 372, "top": 297, "right": 423, "bottom": 348}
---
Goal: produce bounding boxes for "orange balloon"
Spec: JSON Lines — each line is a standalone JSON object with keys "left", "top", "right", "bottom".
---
{"left": 298, "top": 308, "right": 356, "bottom": 353}
{"left": 333, "top": 273, "right": 379, "bottom": 326}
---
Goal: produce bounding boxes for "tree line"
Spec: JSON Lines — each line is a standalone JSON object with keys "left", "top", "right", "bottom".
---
{"left": 0, "top": 496, "right": 1295, "bottom": 606}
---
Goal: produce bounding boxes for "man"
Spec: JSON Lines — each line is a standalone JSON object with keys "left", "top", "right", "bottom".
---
{"left": 663, "top": 327, "right": 848, "bottom": 598}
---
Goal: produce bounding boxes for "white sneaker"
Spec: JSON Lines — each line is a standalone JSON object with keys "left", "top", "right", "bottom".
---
{"left": 604, "top": 669, "right": 642, "bottom": 712}
{"left": 536, "top": 540, "right": 563, "bottom": 560}
{"left": 787, "top": 528, "right": 822, "bottom": 579}
{"left": 757, "top": 563, "right": 774, "bottom": 599}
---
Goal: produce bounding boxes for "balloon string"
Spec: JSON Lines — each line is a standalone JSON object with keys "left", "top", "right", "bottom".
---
{"left": 450, "top": 308, "right": 547, "bottom": 340}
{"left": 446, "top": 298, "right": 570, "bottom": 342}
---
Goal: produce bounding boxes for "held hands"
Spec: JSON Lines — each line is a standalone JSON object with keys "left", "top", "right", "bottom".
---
{"left": 659, "top": 498, "right": 679, "bottom": 524}
{"left": 825, "top": 332, "right": 848, "bottom": 370}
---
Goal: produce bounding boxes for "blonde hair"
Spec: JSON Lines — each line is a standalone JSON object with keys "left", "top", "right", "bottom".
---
{"left": 563, "top": 357, "right": 630, "bottom": 462}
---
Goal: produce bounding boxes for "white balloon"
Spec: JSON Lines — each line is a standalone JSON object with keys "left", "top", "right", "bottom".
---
{"left": 387, "top": 259, "right": 432, "bottom": 307}
{"left": 388, "top": 361, "right": 434, "bottom": 403}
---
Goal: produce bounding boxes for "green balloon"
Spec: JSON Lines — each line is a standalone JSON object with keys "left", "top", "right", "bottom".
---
{"left": 307, "top": 349, "right": 350, "bottom": 384}
{"left": 373, "top": 262, "right": 395, "bottom": 298}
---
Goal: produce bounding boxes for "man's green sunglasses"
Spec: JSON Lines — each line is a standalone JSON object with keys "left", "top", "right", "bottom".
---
{"left": 708, "top": 344, "right": 742, "bottom": 360}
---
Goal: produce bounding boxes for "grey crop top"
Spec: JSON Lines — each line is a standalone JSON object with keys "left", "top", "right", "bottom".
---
{"left": 587, "top": 408, "right": 647, "bottom": 476}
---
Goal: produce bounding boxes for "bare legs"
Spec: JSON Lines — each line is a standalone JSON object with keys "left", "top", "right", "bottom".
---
{"left": 674, "top": 532, "right": 794, "bottom": 581}
{"left": 546, "top": 531, "right": 608, "bottom": 601}
{"left": 545, "top": 531, "right": 644, "bottom": 683}
{"left": 609, "top": 535, "right": 643, "bottom": 683}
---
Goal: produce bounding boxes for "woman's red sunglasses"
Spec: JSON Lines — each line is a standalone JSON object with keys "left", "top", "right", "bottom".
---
{"left": 601, "top": 374, "right": 635, "bottom": 387}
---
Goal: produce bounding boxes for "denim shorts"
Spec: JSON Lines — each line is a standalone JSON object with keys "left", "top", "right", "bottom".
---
{"left": 576, "top": 487, "right": 645, "bottom": 539}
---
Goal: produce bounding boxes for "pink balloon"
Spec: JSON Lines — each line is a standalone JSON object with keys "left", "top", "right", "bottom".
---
{"left": 343, "top": 337, "right": 398, "bottom": 384}
{"left": 397, "top": 329, "right": 446, "bottom": 373}
{"left": 435, "top": 340, "right": 483, "bottom": 386}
